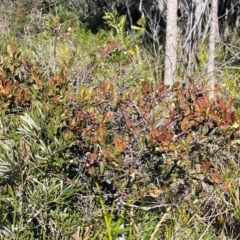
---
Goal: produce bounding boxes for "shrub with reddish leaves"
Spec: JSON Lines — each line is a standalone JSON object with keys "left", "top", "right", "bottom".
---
{"left": 0, "top": 45, "right": 240, "bottom": 238}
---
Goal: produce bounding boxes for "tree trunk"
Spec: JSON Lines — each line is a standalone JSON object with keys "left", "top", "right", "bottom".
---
{"left": 183, "top": 0, "right": 206, "bottom": 76}
{"left": 164, "top": 0, "right": 178, "bottom": 86}
{"left": 207, "top": 0, "right": 218, "bottom": 99}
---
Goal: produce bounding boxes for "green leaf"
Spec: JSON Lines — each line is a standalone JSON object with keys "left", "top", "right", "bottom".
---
{"left": 20, "top": 113, "right": 40, "bottom": 131}
{"left": 131, "top": 25, "right": 144, "bottom": 31}
{"left": 99, "top": 162, "right": 104, "bottom": 174}
{"left": 67, "top": 57, "right": 74, "bottom": 69}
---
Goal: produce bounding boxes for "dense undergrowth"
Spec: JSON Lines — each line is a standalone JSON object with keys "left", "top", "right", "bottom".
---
{"left": 0, "top": 4, "right": 240, "bottom": 240}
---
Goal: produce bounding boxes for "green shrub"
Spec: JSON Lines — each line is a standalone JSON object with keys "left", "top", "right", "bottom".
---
{"left": 0, "top": 35, "right": 239, "bottom": 239}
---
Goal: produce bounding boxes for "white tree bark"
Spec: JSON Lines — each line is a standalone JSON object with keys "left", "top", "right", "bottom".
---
{"left": 183, "top": 0, "right": 206, "bottom": 75}
{"left": 164, "top": 0, "right": 178, "bottom": 86}
{"left": 207, "top": 0, "right": 218, "bottom": 99}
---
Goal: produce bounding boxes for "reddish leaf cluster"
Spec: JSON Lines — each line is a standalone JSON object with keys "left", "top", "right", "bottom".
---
{"left": 0, "top": 45, "right": 239, "bottom": 209}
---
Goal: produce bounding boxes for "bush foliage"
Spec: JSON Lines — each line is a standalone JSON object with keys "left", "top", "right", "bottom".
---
{"left": 0, "top": 4, "right": 240, "bottom": 240}
{"left": 0, "top": 42, "right": 239, "bottom": 239}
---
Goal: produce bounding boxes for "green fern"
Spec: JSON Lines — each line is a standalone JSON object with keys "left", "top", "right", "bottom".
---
{"left": 103, "top": 9, "right": 127, "bottom": 38}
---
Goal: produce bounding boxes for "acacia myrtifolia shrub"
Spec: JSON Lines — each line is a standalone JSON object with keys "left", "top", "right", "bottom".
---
{"left": 0, "top": 45, "right": 240, "bottom": 238}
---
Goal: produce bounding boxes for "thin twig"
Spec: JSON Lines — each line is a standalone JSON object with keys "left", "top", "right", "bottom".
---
{"left": 150, "top": 206, "right": 171, "bottom": 240}
{"left": 121, "top": 202, "right": 178, "bottom": 211}
{"left": 129, "top": 101, "right": 150, "bottom": 130}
